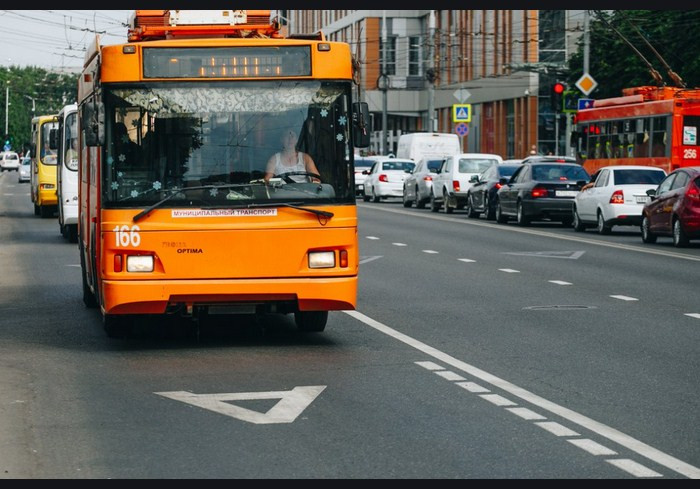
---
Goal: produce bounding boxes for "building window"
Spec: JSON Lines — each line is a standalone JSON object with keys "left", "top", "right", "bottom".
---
{"left": 408, "top": 36, "right": 422, "bottom": 76}
{"left": 380, "top": 36, "right": 397, "bottom": 76}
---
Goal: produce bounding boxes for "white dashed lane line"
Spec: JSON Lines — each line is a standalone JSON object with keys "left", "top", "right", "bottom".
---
{"left": 685, "top": 313, "right": 700, "bottom": 319}
{"left": 610, "top": 295, "right": 639, "bottom": 301}
{"left": 422, "top": 250, "right": 439, "bottom": 254}
{"left": 498, "top": 268, "right": 520, "bottom": 273}
{"left": 549, "top": 280, "right": 572, "bottom": 285}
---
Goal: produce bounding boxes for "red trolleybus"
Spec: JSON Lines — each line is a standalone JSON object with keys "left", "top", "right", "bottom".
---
{"left": 572, "top": 86, "right": 700, "bottom": 175}
{"left": 77, "top": 10, "right": 369, "bottom": 337}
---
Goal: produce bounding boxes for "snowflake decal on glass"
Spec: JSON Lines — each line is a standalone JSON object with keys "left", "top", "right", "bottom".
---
{"left": 336, "top": 133, "right": 344, "bottom": 142}
{"left": 120, "top": 134, "right": 129, "bottom": 144}
{"left": 320, "top": 109, "right": 329, "bottom": 118}
{"left": 338, "top": 116, "right": 347, "bottom": 126}
{"left": 209, "top": 188, "right": 218, "bottom": 197}
{"left": 106, "top": 155, "right": 114, "bottom": 165}
{"left": 118, "top": 153, "right": 126, "bottom": 162}
{"left": 152, "top": 181, "right": 162, "bottom": 190}
{"left": 111, "top": 182, "right": 119, "bottom": 190}
{"left": 117, "top": 171, "right": 123, "bottom": 178}
{"left": 131, "top": 190, "right": 139, "bottom": 198}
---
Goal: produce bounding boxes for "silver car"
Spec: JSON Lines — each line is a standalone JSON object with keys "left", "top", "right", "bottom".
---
{"left": 18, "top": 156, "right": 31, "bottom": 182}
{"left": 402, "top": 157, "right": 443, "bottom": 208}
{"left": 0, "top": 151, "right": 20, "bottom": 172}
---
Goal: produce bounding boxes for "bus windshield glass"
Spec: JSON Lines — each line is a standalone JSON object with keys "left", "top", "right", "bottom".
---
{"left": 102, "top": 80, "right": 355, "bottom": 208}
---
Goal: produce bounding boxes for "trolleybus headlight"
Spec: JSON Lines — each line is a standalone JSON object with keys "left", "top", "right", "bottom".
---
{"left": 308, "top": 251, "right": 335, "bottom": 269}
{"left": 126, "top": 255, "right": 154, "bottom": 272}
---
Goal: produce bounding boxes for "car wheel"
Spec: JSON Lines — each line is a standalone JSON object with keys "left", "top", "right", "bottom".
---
{"left": 430, "top": 191, "right": 440, "bottom": 213}
{"left": 465, "top": 195, "right": 479, "bottom": 218}
{"left": 495, "top": 202, "right": 508, "bottom": 223}
{"left": 294, "top": 311, "right": 328, "bottom": 332}
{"left": 484, "top": 196, "right": 495, "bottom": 220}
{"left": 516, "top": 201, "right": 530, "bottom": 226}
{"left": 362, "top": 188, "right": 370, "bottom": 202}
{"left": 402, "top": 187, "right": 413, "bottom": 208}
{"left": 415, "top": 187, "right": 426, "bottom": 209}
{"left": 641, "top": 215, "right": 657, "bottom": 244}
{"left": 372, "top": 188, "right": 380, "bottom": 203}
{"left": 443, "top": 190, "right": 453, "bottom": 214}
{"left": 672, "top": 218, "right": 690, "bottom": 247}
{"left": 572, "top": 208, "right": 586, "bottom": 232}
{"left": 596, "top": 211, "right": 611, "bottom": 235}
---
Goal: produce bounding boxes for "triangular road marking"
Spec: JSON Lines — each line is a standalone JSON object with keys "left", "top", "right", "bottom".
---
{"left": 502, "top": 251, "right": 585, "bottom": 260}
{"left": 155, "top": 385, "right": 326, "bottom": 424}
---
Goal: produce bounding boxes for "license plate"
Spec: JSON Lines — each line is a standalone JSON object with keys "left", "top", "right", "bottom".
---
{"left": 635, "top": 196, "right": 649, "bottom": 204}
{"left": 555, "top": 190, "right": 577, "bottom": 197}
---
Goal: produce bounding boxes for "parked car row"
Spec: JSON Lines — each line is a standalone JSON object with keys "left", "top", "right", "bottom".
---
{"left": 356, "top": 153, "right": 700, "bottom": 248}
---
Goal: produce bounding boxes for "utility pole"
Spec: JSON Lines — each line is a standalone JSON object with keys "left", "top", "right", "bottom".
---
{"left": 381, "top": 10, "right": 388, "bottom": 155}
{"left": 5, "top": 80, "right": 9, "bottom": 137}
{"left": 427, "top": 10, "right": 436, "bottom": 132}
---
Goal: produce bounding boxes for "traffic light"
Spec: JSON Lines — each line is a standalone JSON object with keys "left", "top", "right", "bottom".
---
{"left": 551, "top": 81, "right": 566, "bottom": 113}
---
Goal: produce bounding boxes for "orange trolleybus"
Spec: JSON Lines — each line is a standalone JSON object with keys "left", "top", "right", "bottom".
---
{"left": 572, "top": 85, "right": 700, "bottom": 175}
{"left": 77, "top": 9, "right": 370, "bottom": 337}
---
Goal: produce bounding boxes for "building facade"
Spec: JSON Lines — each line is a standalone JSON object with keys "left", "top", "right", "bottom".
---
{"left": 284, "top": 10, "right": 585, "bottom": 158}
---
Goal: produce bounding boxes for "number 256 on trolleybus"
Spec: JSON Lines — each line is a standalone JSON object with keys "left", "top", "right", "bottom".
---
{"left": 77, "top": 9, "right": 370, "bottom": 338}
{"left": 572, "top": 85, "right": 700, "bottom": 175}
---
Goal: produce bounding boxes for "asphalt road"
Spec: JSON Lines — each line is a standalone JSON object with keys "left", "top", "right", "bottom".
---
{"left": 1, "top": 172, "right": 698, "bottom": 479}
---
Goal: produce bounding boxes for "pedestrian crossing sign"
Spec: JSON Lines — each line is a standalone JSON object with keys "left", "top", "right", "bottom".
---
{"left": 452, "top": 104, "right": 471, "bottom": 123}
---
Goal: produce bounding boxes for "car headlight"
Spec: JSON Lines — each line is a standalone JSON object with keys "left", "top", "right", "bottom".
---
{"left": 126, "top": 255, "right": 154, "bottom": 272}
{"left": 308, "top": 251, "right": 335, "bottom": 268}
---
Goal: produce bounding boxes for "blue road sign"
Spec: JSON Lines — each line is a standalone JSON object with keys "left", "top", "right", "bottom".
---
{"left": 578, "top": 98, "right": 594, "bottom": 110}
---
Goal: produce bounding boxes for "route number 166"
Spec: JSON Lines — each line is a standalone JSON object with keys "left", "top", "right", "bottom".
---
{"left": 113, "top": 224, "right": 141, "bottom": 247}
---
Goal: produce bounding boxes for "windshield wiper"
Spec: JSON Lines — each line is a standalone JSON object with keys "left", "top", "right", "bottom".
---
{"left": 132, "top": 184, "right": 252, "bottom": 222}
{"left": 132, "top": 186, "right": 334, "bottom": 222}
{"left": 245, "top": 202, "right": 334, "bottom": 219}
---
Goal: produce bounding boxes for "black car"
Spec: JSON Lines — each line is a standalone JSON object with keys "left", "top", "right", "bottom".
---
{"left": 465, "top": 163, "right": 521, "bottom": 220}
{"left": 495, "top": 162, "right": 590, "bottom": 226}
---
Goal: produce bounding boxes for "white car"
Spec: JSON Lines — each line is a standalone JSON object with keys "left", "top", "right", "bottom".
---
{"left": 430, "top": 153, "right": 503, "bottom": 213}
{"left": 362, "top": 157, "right": 415, "bottom": 202}
{"left": 353, "top": 156, "right": 378, "bottom": 197}
{"left": 18, "top": 156, "right": 31, "bottom": 183}
{"left": 572, "top": 165, "right": 667, "bottom": 234}
{"left": 402, "top": 156, "right": 444, "bottom": 209}
{"left": 0, "top": 151, "right": 20, "bottom": 171}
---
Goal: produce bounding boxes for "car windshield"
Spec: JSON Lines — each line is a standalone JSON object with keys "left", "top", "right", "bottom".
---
{"left": 354, "top": 158, "right": 375, "bottom": 169}
{"left": 426, "top": 160, "right": 442, "bottom": 172}
{"left": 101, "top": 80, "right": 355, "bottom": 208}
{"left": 613, "top": 169, "right": 666, "bottom": 185}
{"left": 499, "top": 165, "right": 519, "bottom": 178}
{"left": 458, "top": 158, "right": 497, "bottom": 173}
{"left": 381, "top": 161, "right": 415, "bottom": 171}
{"left": 532, "top": 164, "right": 589, "bottom": 181}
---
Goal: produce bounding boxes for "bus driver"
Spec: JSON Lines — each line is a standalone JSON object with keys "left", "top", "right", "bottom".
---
{"left": 264, "top": 129, "right": 320, "bottom": 183}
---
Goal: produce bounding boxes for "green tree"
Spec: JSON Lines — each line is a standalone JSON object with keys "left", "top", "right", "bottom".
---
{"left": 0, "top": 66, "right": 78, "bottom": 154}
{"left": 566, "top": 10, "right": 700, "bottom": 99}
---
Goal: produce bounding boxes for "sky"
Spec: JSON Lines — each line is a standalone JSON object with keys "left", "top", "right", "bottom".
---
{"left": 0, "top": 10, "right": 133, "bottom": 71}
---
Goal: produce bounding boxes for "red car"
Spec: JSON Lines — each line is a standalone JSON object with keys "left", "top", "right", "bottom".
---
{"left": 641, "top": 166, "right": 700, "bottom": 247}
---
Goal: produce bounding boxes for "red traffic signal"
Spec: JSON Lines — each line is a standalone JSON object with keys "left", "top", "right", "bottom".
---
{"left": 553, "top": 82, "right": 565, "bottom": 94}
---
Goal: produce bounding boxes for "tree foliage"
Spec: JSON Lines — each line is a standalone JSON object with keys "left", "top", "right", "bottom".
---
{"left": 0, "top": 66, "right": 78, "bottom": 154}
{"left": 566, "top": 10, "right": 700, "bottom": 100}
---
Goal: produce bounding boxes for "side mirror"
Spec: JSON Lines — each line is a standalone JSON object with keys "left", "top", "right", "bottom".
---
{"left": 576, "top": 179, "right": 587, "bottom": 188}
{"left": 646, "top": 188, "right": 657, "bottom": 199}
{"left": 469, "top": 175, "right": 479, "bottom": 183}
{"left": 82, "top": 101, "right": 104, "bottom": 147}
{"left": 498, "top": 177, "right": 508, "bottom": 185}
{"left": 362, "top": 169, "right": 370, "bottom": 175}
{"left": 352, "top": 102, "right": 370, "bottom": 148}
